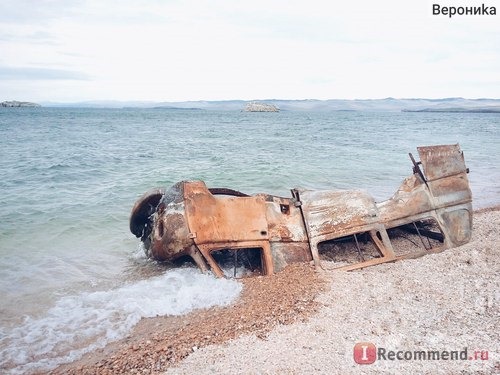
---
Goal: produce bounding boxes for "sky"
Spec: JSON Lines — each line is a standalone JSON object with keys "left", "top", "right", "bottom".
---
{"left": 0, "top": 0, "right": 499, "bottom": 102}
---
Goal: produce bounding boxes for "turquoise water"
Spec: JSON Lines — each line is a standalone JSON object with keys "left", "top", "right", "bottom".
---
{"left": 0, "top": 108, "right": 498, "bottom": 372}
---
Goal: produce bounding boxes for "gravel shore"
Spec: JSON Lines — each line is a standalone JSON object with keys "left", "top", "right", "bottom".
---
{"left": 55, "top": 207, "right": 499, "bottom": 374}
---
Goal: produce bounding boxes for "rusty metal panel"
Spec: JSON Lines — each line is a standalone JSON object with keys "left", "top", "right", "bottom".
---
{"left": 417, "top": 144, "right": 467, "bottom": 181}
{"left": 418, "top": 144, "right": 471, "bottom": 208}
{"left": 150, "top": 210, "right": 193, "bottom": 260}
{"left": 440, "top": 208, "right": 473, "bottom": 246}
{"left": 297, "top": 189, "right": 379, "bottom": 238}
{"left": 377, "top": 175, "right": 434, "bottom": 227}
{"left": 183, "top": 181, "right": 269, "bottom": 245}
{"left": 427, "top": 175, "right": 472, "bottom": 208}
{"left": 263, "top": 195, "right": 308, "bottom": 242}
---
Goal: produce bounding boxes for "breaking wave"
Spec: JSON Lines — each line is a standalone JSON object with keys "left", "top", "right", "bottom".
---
{"left": 0, "top": 268, "right": 242, "bottom": 374}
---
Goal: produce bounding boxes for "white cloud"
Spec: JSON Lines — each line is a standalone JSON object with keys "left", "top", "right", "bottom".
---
{"left": 0, "top": 66, "right": 89, "bottom": 80}
{"left": 0, "top": 0, "right": 498, "bottom": 101}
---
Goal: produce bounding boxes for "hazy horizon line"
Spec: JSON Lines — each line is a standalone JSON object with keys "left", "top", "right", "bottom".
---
{"left": 30, "top": 96, "right": 500, "bottom": 104}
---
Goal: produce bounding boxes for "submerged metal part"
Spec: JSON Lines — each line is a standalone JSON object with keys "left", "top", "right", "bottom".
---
{"left": 130, "top": 144, "right": 472, "bottom": 276}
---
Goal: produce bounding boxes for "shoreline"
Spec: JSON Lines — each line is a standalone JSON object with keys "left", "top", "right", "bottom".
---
{"left": 52, "top": 205, "right": 499, "bottom": 374}
{"left": 51, "top": 263, "right": 326, "bottom": 374}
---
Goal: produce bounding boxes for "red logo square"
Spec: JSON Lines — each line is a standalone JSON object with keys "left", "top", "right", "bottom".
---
{"left": 354, "top": 342, "right": 376, "bottom": 364}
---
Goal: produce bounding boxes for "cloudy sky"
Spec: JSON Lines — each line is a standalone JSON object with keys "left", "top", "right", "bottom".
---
{"left": 0, "top": 0, "right": 499, "bottom": 102}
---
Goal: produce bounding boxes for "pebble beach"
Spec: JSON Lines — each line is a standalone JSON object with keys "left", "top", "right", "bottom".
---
{"left": 53, "top": 206, "right": 499, "bottom": 374}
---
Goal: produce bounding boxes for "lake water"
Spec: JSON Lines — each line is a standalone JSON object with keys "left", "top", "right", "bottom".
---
{"left": 0, "top": 108, "right": 498, "bottom": 373}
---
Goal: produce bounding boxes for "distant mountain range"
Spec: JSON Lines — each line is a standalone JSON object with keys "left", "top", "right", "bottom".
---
{"left": 38, "top": 98, "right": 500, "bottom": 112}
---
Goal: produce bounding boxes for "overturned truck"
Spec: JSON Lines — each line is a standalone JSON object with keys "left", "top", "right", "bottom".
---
{"left": 130, "top": 144, "right": 472, "bottom": 277}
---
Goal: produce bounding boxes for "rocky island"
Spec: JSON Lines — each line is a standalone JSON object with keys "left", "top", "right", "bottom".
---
{"left": 1, "top": 100, "right": 41, "bottom": 107}
{"left": 243, "top": 102, "right": 279, "bottom": 112}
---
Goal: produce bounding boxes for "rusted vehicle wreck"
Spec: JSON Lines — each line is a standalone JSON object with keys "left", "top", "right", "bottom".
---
{"left": 130, "top": 144, "right": 472, "bottom": 277}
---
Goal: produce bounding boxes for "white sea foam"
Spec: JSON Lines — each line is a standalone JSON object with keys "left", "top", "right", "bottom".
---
{"left": 0, "top": 268, "right": 242, "bottom": 374}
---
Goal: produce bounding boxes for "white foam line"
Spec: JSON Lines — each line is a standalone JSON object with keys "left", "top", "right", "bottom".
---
{"left": 0, "top": 268, "right": 242, "bottom": 374}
